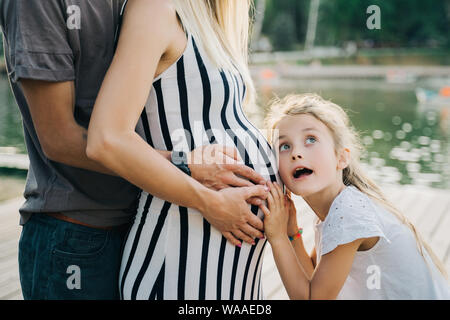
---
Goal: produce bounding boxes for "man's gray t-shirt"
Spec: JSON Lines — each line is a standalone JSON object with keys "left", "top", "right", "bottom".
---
{"left": 0, "top": 0, "right": 140, "bottom": 227}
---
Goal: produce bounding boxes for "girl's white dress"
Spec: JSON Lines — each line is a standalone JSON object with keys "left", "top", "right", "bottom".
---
{"left": 314, "top": 185, "right": 450, "bottom": 299}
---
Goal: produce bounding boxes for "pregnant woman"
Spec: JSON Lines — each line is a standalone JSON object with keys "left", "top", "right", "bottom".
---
{"left": 87, "top": 0, "right": 279, "bottom": 299}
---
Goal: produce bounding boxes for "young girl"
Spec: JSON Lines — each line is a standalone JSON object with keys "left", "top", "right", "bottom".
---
{"left": 260, "top": 93, "right": 450, "bottom": 299}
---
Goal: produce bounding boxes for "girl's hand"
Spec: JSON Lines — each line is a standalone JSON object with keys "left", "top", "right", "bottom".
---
{"left": 285, "top": 190, "right": 300, "bottom": 238}
{"left": 259, "top": 181, "right": 289, "bottom": 242}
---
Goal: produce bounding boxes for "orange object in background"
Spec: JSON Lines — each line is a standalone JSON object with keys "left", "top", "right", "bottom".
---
{"left": 439, "top": 86, "right": 450, "bottom": 97}
{"left": 261, "top": 68, "right": 276, "bottom": 80}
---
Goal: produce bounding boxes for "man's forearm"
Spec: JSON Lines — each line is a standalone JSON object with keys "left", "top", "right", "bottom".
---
{"left": 44, "top": 121, "right": 115, "bottom": 174}
{"left": 86, "top": 130, "right": 215, "bottom": 212}
{"left": 49, "top": 123, "right": 172, "bottom": 175}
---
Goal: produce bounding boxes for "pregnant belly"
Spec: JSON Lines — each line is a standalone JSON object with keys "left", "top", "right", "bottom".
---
{"left": 141, "top": 107, "right": 279, "bottom": 182}
{"left": 178, "top": 126, "right": 279, "bottom": 182}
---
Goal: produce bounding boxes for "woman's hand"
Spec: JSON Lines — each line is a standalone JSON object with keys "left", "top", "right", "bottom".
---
{"left": 259, "top": 181, "right": 289, "bottom": 243}
{"left": 205, "top": 185, "right": 269, "bottom": 246}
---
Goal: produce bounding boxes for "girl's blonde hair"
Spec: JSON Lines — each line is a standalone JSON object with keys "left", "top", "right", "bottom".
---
{"left": 172, "top": 0, "right": 257, "bottom": 113}
{"left": 265, "top": 93, "right": 448, "bottom": 279}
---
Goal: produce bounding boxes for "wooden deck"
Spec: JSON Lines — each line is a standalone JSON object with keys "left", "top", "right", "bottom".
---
{"left": 0, "top": 153, "right": 29, "bottom": 170}
{"left": 0, "top": 184, "right": 449, "bottom": 300}
{"left": 0, "top": 197, "right": 24, "bottom": 300}
{"left": 262, "top": 184, "right": 450, "bottom": 299}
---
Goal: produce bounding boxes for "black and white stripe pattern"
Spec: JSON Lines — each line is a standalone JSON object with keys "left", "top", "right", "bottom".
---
{"left": 119, "top": 32, "right": 280, "bottom": 300}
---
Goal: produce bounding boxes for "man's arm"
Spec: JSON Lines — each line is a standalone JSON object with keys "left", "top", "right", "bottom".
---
{"left": 20, "top": 79, "right": 172, "bottom": 175}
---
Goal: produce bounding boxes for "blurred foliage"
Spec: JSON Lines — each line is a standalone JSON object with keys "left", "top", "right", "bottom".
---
{"left": 0, "top": 1, "right": 449, "bottom": 54}
{"left": 269, "top": 12, "right": 297, "bottom": 50}
{"left": 261, "top": 0, "right": 450, "bottom": 50}
{"left": 262, "top": 0, "right": 309, "bottom": 47}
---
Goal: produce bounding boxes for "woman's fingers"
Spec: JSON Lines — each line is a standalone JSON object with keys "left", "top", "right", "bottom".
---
{"left": 259, "top": 204, "right": 270, "bottom": 218}
{"left": 232, "top": 229, "right": 255, "bottom": 246}
{"left": 240, "top": 223, "right": 264, "bottom": 240}
{"left": 245, "top": 210, "right": 264, "bottom": 231}
{"left": 222, "top": 231, "right": 242, "bottom": 247}
{"left": 223, "top": 215, "right": 264, "bottom": 246}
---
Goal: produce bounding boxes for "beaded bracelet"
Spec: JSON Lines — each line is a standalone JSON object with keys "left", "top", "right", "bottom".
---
{"left": 288, "top": 228, "right": 303, "bottom": 241}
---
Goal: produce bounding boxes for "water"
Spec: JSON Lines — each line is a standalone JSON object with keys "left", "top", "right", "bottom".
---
{"left": 1, "top": 75, "right": 450, "bottom": 190}
{"left": 0, "top": 76, "right": 25, "bottom": 153}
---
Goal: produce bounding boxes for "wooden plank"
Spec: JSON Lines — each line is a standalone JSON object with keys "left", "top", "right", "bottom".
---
{"left": 0, "top": 208, "right": 21, "bottom": 225}
{"left": 0, "top": 197, "right": 23, "bottom": 211}
{"left": 0, "top": 198, "right": 22, "bottom": 300}
{"left": 3, "top": 288, "right": 23, "bottom": 300}
{"left": 0, "top": 153, "right": 29, "bottom": 170}
{"left": 0, "top": 249, "right": 18, "bottom": 270}
{"left": 402, "top": 192, "right": 436, "bottom": 224}
{"left": 384, "top": 187, "right": 420, "bottom": 215}
{"left": 381, "top": 185, "right": 404, "bottom": 204}
{"left": 0, "top": 235, "right": 20, "bottom": 259}
{"left": 0, "top": 243, "right": 19, "bottom": 263}
{"left": 0, "top": 263, "right": 19, "bottom": 286}
{"left": 415, "top": 195, "right": 450, "bottom": 241}
{"left": 0, "top": 263, "right": 21, "bottom": 285}
{"left": 1, "top": 185, "right": 449, "bottom": 300}
{"left": 0, "top": 227, "right": 21, "bottom": 240}
{"left": 0, "top": 280, "right": 21, "bottom": 300}
{"left": 262, "top": 247, "right": 288, "bottom": 300}
{"left": 429, "top": 209, "right": 450, "bottom": 262}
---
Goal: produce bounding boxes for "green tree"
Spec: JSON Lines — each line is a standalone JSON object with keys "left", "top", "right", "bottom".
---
{"left": 316, "top": 0, "right": 449, "bottom": 47}
{"left": 269, "top": 12, "right": 297, "bottom": 50}
{"left": 262, "top": 0, "right": 309, "bottom": 47}
{"left": 261, "top": 0, "right": 450, "bottom": 49}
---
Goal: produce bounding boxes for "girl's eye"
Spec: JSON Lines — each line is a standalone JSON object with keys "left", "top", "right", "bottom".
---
{"left": 305, "top": 136, "right": 316, "bottom": 145}
{"left": 279, "top": 143, "right": 290, "bottom": 151}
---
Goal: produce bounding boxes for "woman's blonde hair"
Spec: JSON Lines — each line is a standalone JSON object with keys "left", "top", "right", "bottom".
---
{"left": 172, "top": 0, "right": 257, "bottom": 113}
{"left": 265, "top": 93, "right": 448, "bottom": 279}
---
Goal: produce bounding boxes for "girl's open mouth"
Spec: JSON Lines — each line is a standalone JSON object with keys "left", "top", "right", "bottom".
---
{"left": 292, "top": 167, "right": 314, "bottom": 179}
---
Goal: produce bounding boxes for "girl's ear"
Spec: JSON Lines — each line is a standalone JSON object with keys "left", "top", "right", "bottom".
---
{"left": 337, "top": 148, "right": 351, "bottom": 170}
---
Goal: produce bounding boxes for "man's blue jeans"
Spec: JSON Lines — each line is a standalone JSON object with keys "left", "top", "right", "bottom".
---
{"left": 18, "top": 213, "right": 130, "bottom": 300}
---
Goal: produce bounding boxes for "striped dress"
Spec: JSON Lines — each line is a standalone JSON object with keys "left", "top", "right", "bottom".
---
{"left": 119, "top": 30, "right": 280, "bottom": 300}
